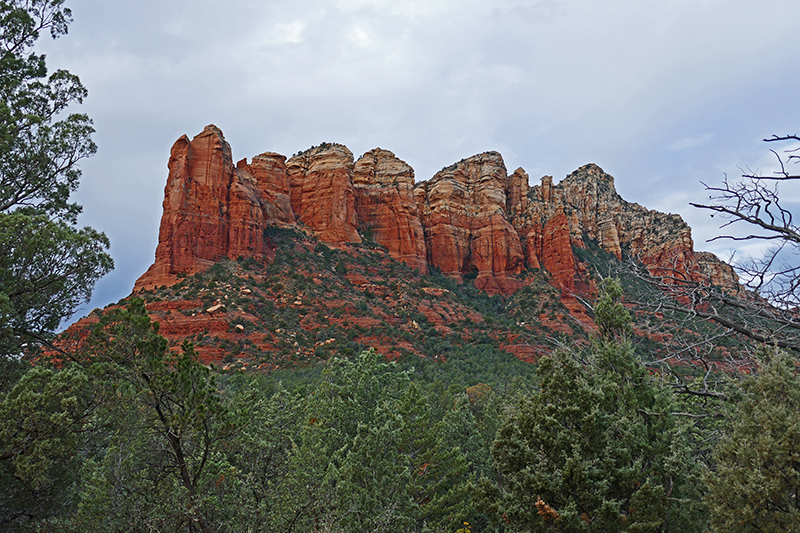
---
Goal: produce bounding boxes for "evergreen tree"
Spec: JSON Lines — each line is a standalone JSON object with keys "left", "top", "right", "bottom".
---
{"left": 482, "top": 279, "right": 705, "bottom": 532}
{"left": 281, "top": 350, "right": 473, "bottom": 532}
{"left": 67, "top": 299, "right": 237, "bottom": 533}
{"left": 0, "top": 0, "right": 111, "bottom": 358}
{"left": 704, "top": 348, "right": 800, "bottom": 533}
{"left": 0, "top": 363, "right": 95, "bottom": 529}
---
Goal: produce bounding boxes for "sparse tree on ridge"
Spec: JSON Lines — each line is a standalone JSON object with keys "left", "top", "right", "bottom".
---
{"left": 692, "top": 135, "right": 800, "bottom": 310}
{"left": 604, "top": 135, "right": 800, "bottom": 406}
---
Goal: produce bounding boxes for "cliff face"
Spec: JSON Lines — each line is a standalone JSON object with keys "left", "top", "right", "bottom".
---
{"left": 414, "top": 152, "right": 525, "bottom": 294}
{"left": 286, "top": 144, "right": 362, "bottom": 244}
{"left": 137, "top": 126, "right": 237, "bottom": 290}
{"left": 353, "top": 148, "right": 428, "bottom": 273}
{"left": 514, "top": 163, "right": 737, "bottom": 292}
{"left": 135, "top": 125, "right": 737, "bottom": 298}
{"left": 136, "top": 126, "right": 296, "bottom": 291}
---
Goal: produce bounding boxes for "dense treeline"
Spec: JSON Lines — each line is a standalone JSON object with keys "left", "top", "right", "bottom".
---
{"left": 2, "top": 281, "right": 799, "bottom": 532}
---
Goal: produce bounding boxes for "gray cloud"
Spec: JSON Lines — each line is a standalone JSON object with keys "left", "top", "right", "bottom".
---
{"left": 34, "top": 0, "right": 800, "bottom": 320}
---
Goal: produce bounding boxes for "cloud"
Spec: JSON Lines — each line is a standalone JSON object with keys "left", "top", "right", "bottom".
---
{"left": 30, "top": 0, "right": 800, "bottom": 321}
{"left": 667, "top": 134, "right": 714, "bottom": 151}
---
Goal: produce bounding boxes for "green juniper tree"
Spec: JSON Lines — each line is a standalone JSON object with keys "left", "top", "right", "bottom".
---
{"left": 704, "top": 348, "right": 800, "bottom": 533}
{"left": 0, "top": 0, "right": 112, "bottom": 359}
{"left": 0, "top": 362, "right": 96, "bottom": 528}
{"left": 481, "top": 279, "right": 705, "bottom": 533}
{"left": 67, "top": 299, "right": 238, "bottom": 533}
{"left": 278, "top": 349, "right": 473, "bottom": 533}
{"left": 0, "top": 2, "right": 111, "bottom": 528}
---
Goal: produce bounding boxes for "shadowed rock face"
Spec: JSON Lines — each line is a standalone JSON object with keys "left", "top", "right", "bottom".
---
{"left": 246, "top": 152, "right": 295, "bottom": 227}
{"left": 516, "top": 163, "right": 736, "bottom": 291}
{"left": 135, "top": 125, "right": 738, "bottom": 297}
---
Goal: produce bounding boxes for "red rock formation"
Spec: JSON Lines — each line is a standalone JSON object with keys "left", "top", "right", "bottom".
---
{"left": 136, "top": 125, "right": 236, "bottom": 290}
{"left": 695, "top": 251, "right": 741, "bottom": 294}
{"left": 513, "top": 164, "right": 735, "bottom": 290}
{"left": 286, "top": 143, "right": 361, "bottom": 244}
{"left": 246, "top": 152, "right": 295, "bottom": 226}
{"left": 538, "top": 211, "right": 576, "bottom": 292}
{"left": 414, "top": 152, "right": 524, "bottom": 294}
{"left": 506, "top": 167, "right": 530, "bottom": 217}
{"left": 353, "top": 148, "right": 428, "bottom": 273}
{"left": 135, "top": 126, "right": 290, "bottom": 291}
{"left": 136, "top": 127, "right": 736, "bottom": 304}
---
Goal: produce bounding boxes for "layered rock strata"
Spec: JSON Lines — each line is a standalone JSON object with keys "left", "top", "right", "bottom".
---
{"left": 353, "top": 149, "right": 428, "bottom": 273}
{"left": 135, "top": 125, "right": 737, "bottom": 298}
{"left": 286, "top": 143, "right": 361, "bottom": 244}
{"left": 136, "top": 126, "right": 296, "bottom": 290}
{"left": 414, "top": 152, "right": 524, "bottom": 294}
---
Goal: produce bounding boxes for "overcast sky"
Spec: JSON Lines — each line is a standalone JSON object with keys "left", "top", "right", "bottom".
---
{"left": 37, "top": 0, "right": 800, "bottom": 320}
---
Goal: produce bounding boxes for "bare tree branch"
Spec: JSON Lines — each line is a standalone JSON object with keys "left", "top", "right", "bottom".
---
{"left": 691, "top": 135, "right": 800, "bottom": 310}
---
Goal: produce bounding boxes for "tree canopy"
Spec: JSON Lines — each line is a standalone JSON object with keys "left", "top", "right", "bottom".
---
{"left": 0, "top": 0, "right": 112, "bottom": 358}
{"left": 704, "top": 348, "right": 800, "bottom": 533}
{"left": 481, "top": 280, "right": 706, "bottom": 533}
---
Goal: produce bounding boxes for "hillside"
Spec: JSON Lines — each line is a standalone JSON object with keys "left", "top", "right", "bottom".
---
{"left": 62, "top": 125, "right": 744, "bottom": 366}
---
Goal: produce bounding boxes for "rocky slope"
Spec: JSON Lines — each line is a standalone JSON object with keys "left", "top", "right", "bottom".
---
{"left": 96, "top": 124, "right": 751, "bottom": 366}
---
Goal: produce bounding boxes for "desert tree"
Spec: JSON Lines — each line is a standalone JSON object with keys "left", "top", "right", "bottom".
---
{"left": 692, "top": 135, "right": 800, "bottom": 309}
{"left": 67, "top": 299, "right": 238, "bottom": 533}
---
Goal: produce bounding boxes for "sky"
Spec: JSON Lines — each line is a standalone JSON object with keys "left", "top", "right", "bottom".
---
{"left": 36, "top": 0, "right": 800, "bottom": 321}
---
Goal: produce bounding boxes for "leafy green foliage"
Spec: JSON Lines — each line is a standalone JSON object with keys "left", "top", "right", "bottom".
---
{"left": 0, "top": 213, "right": 112, "bottom": 354}
{"left": 593, "top": 278, "right": 631, "bottom": 342}
{"left": 3, "top": 272, "right": 794, "bottom": 533}
{"left": 273, "top": 350, "right": 473, "bottom": 532}
{"left": 481, "top": 280, "right": 705, "bottom": 532}
{"left": 0, "top": 363, "right": 94, "bottom": 529}
{"left": 68, "top": 299, "right": 236, "bottom": 533}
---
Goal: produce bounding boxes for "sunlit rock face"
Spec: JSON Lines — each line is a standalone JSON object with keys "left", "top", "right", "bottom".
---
{"left": 136, "top": 126, "right": 737, "bottom": 297}
{"left": 353, "top": 148, "right": 428, "bottom": 273}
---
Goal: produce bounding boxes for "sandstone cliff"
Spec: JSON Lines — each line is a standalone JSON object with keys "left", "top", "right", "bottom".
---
{"left": 414, "top": 152, "right": 525, "bottom": 294}
{"left": 286, "top": 143, "right": 362, "bottom": 244}
{"left": 353, "top": 148, "right": 428, "bottom": 273}
{"left": 135, "top": 125, "right": 737, "bottom": 300}
{"left": 512, "top": 163, "right": 739, "bottom": 293}
{"left": 136, "top": 126, "right": 296, "bottom": 291}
